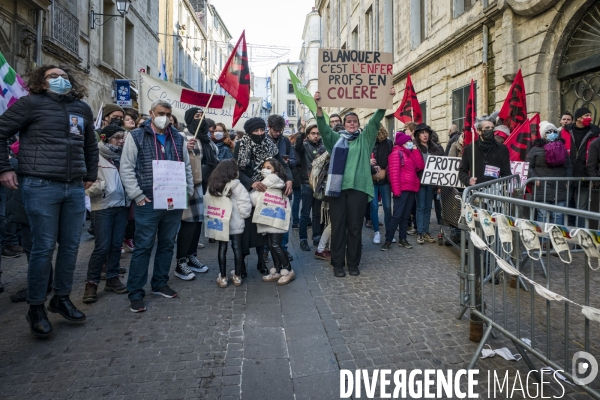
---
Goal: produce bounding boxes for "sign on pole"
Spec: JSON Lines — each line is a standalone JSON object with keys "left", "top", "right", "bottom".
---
{"left": 115, "top": 79, "right": 132, "bottom": 108}
{"left": 420, "top": 156, "right": 465, "bottom": 188}
{"left": 317, "top": 49, "right": 393, "bottom": 109}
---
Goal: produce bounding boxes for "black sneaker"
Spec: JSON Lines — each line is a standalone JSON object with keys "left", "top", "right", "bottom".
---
{"left": 10, "top": 287, "right": 27, "bottom": 302}
{"left": 333, "top": 267, "right": 346, "bottom": 278}
{"left": 299, "top": 240, "right": 310, "bottom": 251}
{"left": 175, "top": 258, "right": 196, "bottom": 281}
{"left": 285, "top": 251, "right": 294, "bottom": 261}
{"left": 398, "top": 239, "right": 413, "bottom": 249}
{"left": 130, "top": 298, "right": 146, "bottom": 313}
{"left": 1, "top": 247, "right": 19, "bottom": 258}
{"left": 152, "top": 285, "right": 178, "bottom": 298}
{"left": 257, "top": 262, "right": 268, "bottom": 275}
{"left": 381, "top": 242, "right": 392, "bottom": 251}
{"left": 187, "top": 254, "right": 209, "bottom": 273}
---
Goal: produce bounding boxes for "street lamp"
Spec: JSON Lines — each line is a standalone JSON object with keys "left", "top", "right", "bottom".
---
{"left": 90, "top": 0, "right": 131, "bottom": 29}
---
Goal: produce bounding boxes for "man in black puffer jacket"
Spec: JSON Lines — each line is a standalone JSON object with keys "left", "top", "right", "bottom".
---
{"left": 0, "top": 65, "right": 98, "bottom": 338}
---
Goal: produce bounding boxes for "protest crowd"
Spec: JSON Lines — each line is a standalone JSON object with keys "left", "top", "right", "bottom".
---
{"left": 0, "top": 41, "right": 598, "bottom": 341}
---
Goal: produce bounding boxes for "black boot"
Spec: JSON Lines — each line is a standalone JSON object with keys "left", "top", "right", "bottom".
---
{"left": 348, "top": 266, "right": 360, "bottom": 276}
{"left": 47, "top": 295, "right": 86, "bottom": 323}
{"left": 333, "top": 267, "right": 346, "bottom": 277}
{"left": 257, "top": 262, "right": 268, "bottom": 275}
{"left": 26, "top": 305, "right": 53, "bottom": 337}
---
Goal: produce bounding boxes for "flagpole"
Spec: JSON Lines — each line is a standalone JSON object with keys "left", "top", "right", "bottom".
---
{"left": 471, "top": 127, "right": 475, "bottom": 179}
{"left": 193, "top": 83, "right": 219, "bottom": 139}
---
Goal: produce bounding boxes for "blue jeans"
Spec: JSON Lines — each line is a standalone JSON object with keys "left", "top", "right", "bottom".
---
{"left": 416, "top": 185, "right": 434, "bottom": 235}
{"left": 292, "top": 187, "right": 301, "bottom": 226}
{"left": 22, "top": 177, "right": 85, "bottom": 305}
{"left": 370, "top": 183, "right": 391, "bottom": 234}
{"left": 537, "top": 201, "right": 566, "bottom": 226}
{"left": 87, "top": 207, "right": 128, "bottom": 283}
{"left": 127, "top": 203, "right": 182, "bottom": 300}
{"left": 299, "top": 184, "right": 321, "bottom": 241}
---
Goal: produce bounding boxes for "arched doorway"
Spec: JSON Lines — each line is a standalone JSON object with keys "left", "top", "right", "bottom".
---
{"left": 559, "top": 1, "right": 600, "bottom": 123}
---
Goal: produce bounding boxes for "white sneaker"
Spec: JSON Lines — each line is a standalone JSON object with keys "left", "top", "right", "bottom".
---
{"left": 174, "top": 258, "right": 196, "bottom": 281}
{"left": 373, "top": 232, "right": 381, "bottom": 244}
{"left": 392, "top": 238, "right": 397, "bottom": 243}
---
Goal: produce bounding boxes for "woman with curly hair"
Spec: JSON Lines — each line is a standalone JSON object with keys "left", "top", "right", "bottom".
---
{"left": 0, "top": 64, "right": 99, "bottom": 337}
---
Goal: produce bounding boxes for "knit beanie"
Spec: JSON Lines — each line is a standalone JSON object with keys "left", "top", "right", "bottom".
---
{"left": 574, "top": 107, "right": 592, "bottom": 120}
{"left": 244, "top": 117, "right": 266, "bottom": 134}
{"left": 395, "top": 132, "right": 412, "bottom": 147}
{"left": 100, "top": 124, "right": 125, "bottom": 141}
{"left": 103, "top": 104, "right": 124, "bottom": 119}
{"left": 539, "top": 121, "right": 558, "bottom": 138}
{"left": 493, "top": 125, "right": 510, "bottom": 139}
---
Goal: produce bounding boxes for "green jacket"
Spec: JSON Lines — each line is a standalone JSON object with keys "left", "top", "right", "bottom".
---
{"left": 317, "top": 109, "right": 385, "bottom": 201}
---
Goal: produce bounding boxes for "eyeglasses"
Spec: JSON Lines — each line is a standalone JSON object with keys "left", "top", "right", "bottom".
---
{"left": 110, "top": 134, "right": 126, "bottom": 141}
{"left": 45, "top": 73, "right": 69, "bottom": 80}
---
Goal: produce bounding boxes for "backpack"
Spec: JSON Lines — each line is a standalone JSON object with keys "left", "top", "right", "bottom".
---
{"left": 310, "top": 152, "right": 330, "bottom": 200}
{"left": 543, "top": 140, "right": 567, "bottom": 167}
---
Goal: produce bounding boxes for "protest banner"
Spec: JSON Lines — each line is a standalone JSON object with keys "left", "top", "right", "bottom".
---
{"left": 420, "top": 156, "right": 465, "bottom": 188}
{"left": 317, "top": 49, "right": 393, "bottom": 109}
{"left": 510, "top": 161, "right": 530, "bottom": 186}
{"left": 139, "top": 73, "right": 262, "bottom": 130}
{"left": 152, "top": 160, "right": 187, "bottom": 210}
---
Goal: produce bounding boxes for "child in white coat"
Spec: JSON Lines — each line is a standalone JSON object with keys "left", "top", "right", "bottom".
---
{"left": 250, "top": 158, "right": 295, "bottom": 285}
{"left": 207, "top": 160, "right": 252, "bottom": 287}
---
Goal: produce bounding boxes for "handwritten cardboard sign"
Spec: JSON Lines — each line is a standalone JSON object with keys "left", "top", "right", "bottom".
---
{"left": 421, "top": 156, "right": 465, "bottom": 188}
{"left": 510, "top": 161, "right": 530, "bottom": 186}
{"left": 318, "top": 49, "right": 393, "bottom": 109}
{"left": 152, "top": 160, "right": 187, "bottom": 209}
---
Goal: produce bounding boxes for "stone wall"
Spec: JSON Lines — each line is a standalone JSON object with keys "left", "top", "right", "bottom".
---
{"left": 316, "top": 0, "right": 597, "bottom": 145}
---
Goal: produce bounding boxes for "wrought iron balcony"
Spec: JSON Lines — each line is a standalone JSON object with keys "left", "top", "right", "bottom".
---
{"left": 51, "top": 2, "right": 79, "bottom": 55}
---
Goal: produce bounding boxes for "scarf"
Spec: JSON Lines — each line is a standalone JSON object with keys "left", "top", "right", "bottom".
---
{"left": 99, "top": 141, "right": 122, "bottom": 167}
{"left": 325, "top": 130, "right": 359, "bottom": 197}
{"left": 236, "top": 134, "right": 279, "bottom": 182}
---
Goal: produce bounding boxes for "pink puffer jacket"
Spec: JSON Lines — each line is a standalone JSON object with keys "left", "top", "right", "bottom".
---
{"left": 387, "top": 146, "right": 425, "bottom": 196}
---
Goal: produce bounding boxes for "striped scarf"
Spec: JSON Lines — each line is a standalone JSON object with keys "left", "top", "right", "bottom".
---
{"left": 325, "top": 131, "right": 359, "bottom": 197}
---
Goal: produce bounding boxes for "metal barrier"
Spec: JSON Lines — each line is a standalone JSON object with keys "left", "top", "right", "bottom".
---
{"left": 459, "top": 176, "right": 600, "bottom": 399}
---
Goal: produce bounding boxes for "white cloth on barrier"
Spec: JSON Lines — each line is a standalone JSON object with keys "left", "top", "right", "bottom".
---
{"left": 540, "top": 367, "right": 574, "bottom": 386}
{"left": 493, "top": 212, "right": 513, "bottom": 254}
{"left": 518, "top": 219, "right": 542, "bottom": 260}
{"left": 547, "top": 225, "right": 572, "bottom": 264}
{"left": 480, "top": 345, "right": 522, "bottom": 361}
{"left": 570, "top": 229, "right": 600, "bottom": 271}
{"left": 478, "top": 209, "right": 495, "bottom": 245}
{"left": 461, "top": 199, "right": 600, "bottom": 325}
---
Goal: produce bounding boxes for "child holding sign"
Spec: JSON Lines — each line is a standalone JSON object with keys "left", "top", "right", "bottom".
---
{"left": 206, "top": 160, "right": 252, "bottom": 288}
{"left": 250, "top": 158, "right": 295, "bottom": 285}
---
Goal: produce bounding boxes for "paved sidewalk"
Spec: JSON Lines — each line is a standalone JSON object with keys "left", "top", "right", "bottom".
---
{"left": 0, "top": 219, "right": 597, "bottom": 399}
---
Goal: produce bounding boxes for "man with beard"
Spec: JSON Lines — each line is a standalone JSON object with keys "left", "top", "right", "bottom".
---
{"left": 295, "top": 124, "right": 325, "bottom": 251}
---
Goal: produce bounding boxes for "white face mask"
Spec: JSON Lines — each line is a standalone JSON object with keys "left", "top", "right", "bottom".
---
{"left": 480, "top": 345, "right": 522, "bottom": 361}
{"left": 261, "top": 169, "right": 271, "bottom": 178}
{"left": 214, "top": 131, "right": 224, "bottom": 140}
{"left": 519, "top": 220, "right": 542, "bottom": 260}
{"left": 478, "top": 209, "right": 495, "bottom": 245}
{"left": 405, "top": 142, "right": 414, "bottom": 150}
{"left": 547, "top": 225, "right": 572, "bottom": 264}
{"left": 153, "top": 115, "right": 169, "bottom": 130}
{"left": 493, "top": 213, "right": 513, "bottom": 254}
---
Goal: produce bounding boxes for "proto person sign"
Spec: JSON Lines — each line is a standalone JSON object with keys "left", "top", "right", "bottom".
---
{"left": 420, "top": 156, "right": 465, "bottom": 188}
{"left": 318, "top": 49, "right": 393, "bottom": 109}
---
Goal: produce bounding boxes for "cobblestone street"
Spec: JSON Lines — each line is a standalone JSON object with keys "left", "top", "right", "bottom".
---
{"left": 0, "top": 218, "right": 597, "bottom": 399}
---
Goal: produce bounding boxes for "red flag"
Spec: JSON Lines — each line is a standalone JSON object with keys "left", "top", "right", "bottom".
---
{"left": 217, "top": 30, "right": 250, "bottom": 127}
{"left": 180, "top": 89, "right": 225, "bottom": 108}
{"left": 393, "top": 73, "right": 422, "bottom": 124}
{"left": 498, "top": 69, "right": 527, "bottom": 132}
{"left": 504, "top": 113, "right": 540, "bottom": 161}
{"left": 463, "top": 80, "right": 477, "bottom": 146}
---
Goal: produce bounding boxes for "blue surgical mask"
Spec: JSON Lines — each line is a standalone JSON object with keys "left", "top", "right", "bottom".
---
{"left": 47, "top": 77, "right": 72, "bottom": 94}
{"left": 546, "top": 133, "right": 558, "bottom": 142}
{"left": 405, "top": 142, "right": 414, "bottom": 150}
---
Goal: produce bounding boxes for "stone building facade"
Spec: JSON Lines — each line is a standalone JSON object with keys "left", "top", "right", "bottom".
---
{"left": 297, "top": 7, "right": 322, "bottom": 125}
{"left": 0, "top": 0, "right": 160, "bottom": 115}
{"left": 316, "top": 0, "right": 600, "bottom": 144}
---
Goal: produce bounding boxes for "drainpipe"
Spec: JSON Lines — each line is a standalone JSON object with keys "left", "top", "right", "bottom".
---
{"left": 375, "top": 0, "right": 379, "bottom": 51}
{"left": 482, "top": 24, "right": 489, "bottom": 115}
{"left": 35, "top": 9, "right": 44, "bottom": 66}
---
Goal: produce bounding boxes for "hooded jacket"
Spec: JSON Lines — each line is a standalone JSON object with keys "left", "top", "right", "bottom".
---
{"left": 250, "top": 173, "right": 288, "bottom": 234}
{"left": 387, "top": 146, "right": 425, "bottom": 196}
{"left": 526, "top": 138, "right": 572, "bottom": 202}
{"left": 294, "top": 132, "right": 325, "bottom": 184}
{"left": 0, "top": 92, "right": 98, "bottom": 182}
{"left": 228, "top": 179, "right": 252, "bottom": 234}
